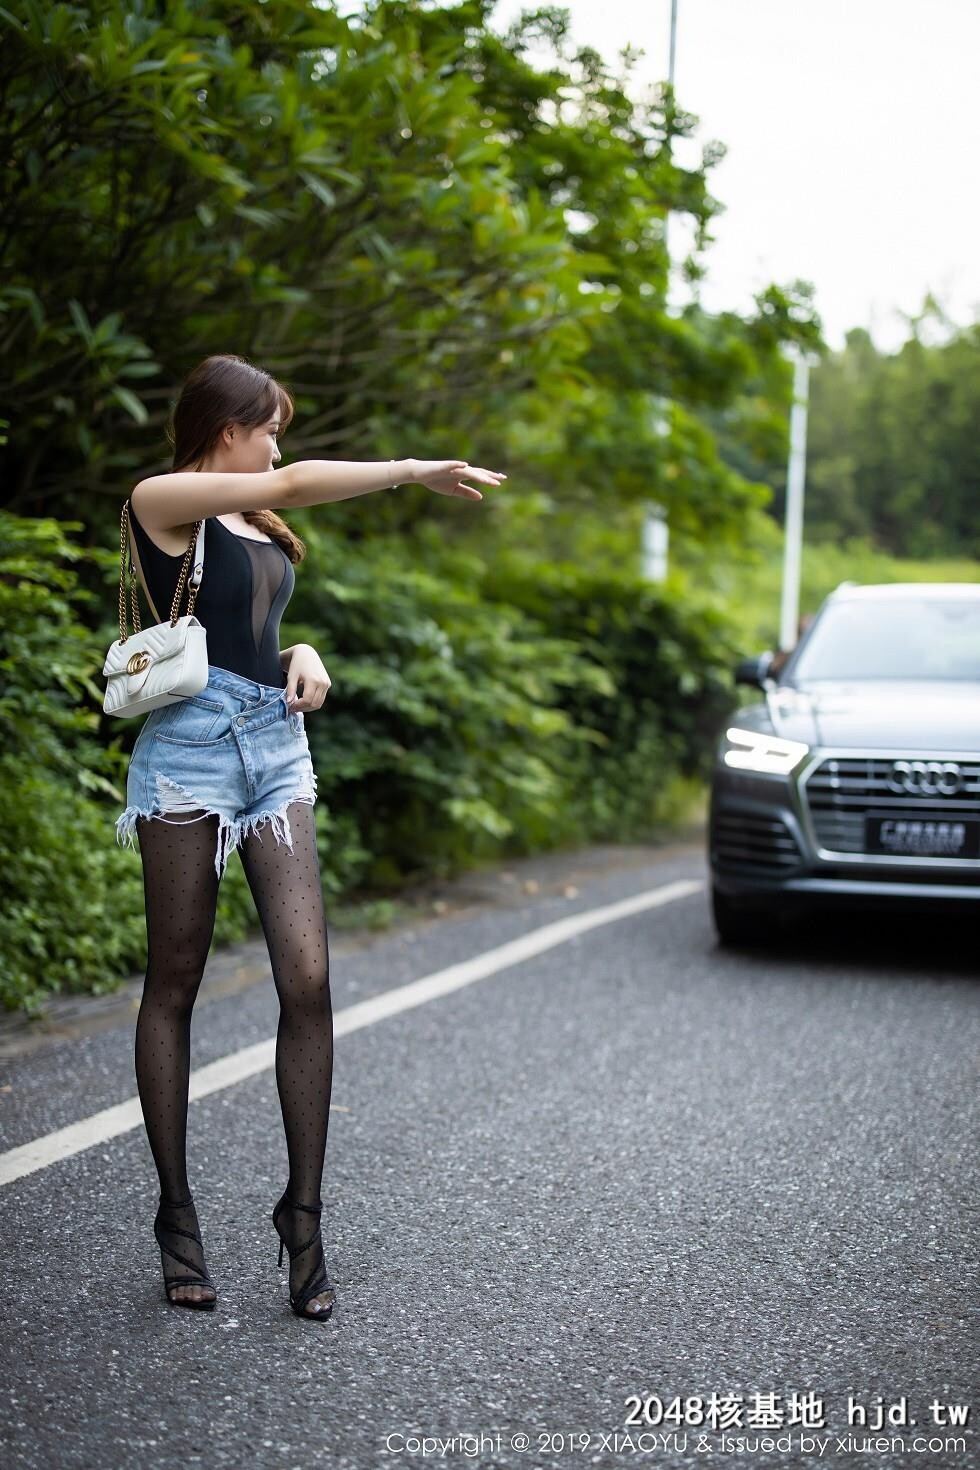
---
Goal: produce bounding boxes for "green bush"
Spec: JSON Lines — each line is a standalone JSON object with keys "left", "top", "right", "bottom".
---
{"left": 1, "top": 509, "right": 741, "bottom": 1016}
{"left": 0, "top": 513, "right": 260, "bottom": 1014}
{"left": 274, "top": 526, "right": 596, "bottom": 882}
{"left": 479, "top": 549, "right": 741, "bottom": 842}
{"left": 0, "top": 512, "right": 130, "bottom": 1013}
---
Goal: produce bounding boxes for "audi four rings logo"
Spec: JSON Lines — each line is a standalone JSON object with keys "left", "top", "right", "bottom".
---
{"left": 888, "top": 760, "right": 962, "bottom": 796}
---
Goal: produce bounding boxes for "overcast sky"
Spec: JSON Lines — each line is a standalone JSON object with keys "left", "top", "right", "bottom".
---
{"left": 486, "top": 0, "right": 979, "bottom": 352}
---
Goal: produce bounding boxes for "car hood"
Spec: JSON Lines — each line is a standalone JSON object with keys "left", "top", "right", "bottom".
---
{"left": 761, "top": 680, "right": 980, "bottom": 751}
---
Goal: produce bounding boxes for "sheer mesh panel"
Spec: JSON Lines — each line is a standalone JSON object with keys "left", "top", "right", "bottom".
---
{"left": 241, "top": 539, "right": 287, "bottom": 657}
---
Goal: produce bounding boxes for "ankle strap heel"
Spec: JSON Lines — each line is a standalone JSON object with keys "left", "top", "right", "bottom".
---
{"left": 271, "top": 1191, "right": 335, "bottom": 1322}
{"left": 154, "top": 1194, "right": 217, "bottom": 1310}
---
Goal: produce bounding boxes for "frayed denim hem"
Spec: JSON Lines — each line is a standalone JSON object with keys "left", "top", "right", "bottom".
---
{"left": 115, "top": 770, "right": 317, "bottom": 879}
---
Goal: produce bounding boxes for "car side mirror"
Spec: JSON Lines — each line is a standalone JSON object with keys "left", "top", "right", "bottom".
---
{"left": 734, "top": 652, "right": 775, "bottom": 688}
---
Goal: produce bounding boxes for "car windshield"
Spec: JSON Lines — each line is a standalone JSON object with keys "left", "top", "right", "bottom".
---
{"left": 790, "top": 597, "right": 980, "bottom": 681}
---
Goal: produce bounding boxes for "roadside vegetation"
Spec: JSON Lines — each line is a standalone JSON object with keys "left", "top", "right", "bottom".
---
{"left": 1, "top": 0, "right": 973, "bottom": 1013}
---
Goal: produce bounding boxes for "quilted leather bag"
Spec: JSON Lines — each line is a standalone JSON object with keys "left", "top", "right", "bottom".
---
{"left": 103, "top": 498, "right": 209, "bottom": 717}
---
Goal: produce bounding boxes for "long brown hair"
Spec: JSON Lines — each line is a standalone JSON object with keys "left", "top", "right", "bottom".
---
{"left": 166, "top": 354, "right": 306, "bottom": 563}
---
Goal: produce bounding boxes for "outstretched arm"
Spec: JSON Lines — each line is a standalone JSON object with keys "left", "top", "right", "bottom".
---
{"left": 133, "top": 458, "right": 506, "bottom": 528}
{"left": 285, "top": 457, "right": 505, "bottom": 507}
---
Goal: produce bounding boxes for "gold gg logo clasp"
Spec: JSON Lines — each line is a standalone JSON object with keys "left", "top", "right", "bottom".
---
{"left": 126, "top": 650, "right": 152, "bottom": 675}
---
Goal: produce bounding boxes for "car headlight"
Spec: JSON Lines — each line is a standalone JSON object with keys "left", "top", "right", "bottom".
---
{"left": 722, "top": 726, "right": 810, "bottom": 775}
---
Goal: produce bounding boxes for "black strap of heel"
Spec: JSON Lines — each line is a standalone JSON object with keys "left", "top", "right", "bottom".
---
{"left": 284, "top": 1194, "right": 322, "bottom": 1214}
{"left": 155, "top": 1197, "right": 216, "bottom": 1294}
{"left": 273, "top": 1193, "right": 335, "bottom": 1316}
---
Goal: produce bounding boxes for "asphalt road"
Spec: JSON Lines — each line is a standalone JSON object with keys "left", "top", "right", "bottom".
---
{"left": 0, "top": 837, "right": 976, "bottom": 1470}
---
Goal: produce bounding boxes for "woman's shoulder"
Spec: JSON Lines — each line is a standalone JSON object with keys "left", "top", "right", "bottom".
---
{"left": 130, "top": 495, "right": 202, "bottom": 560}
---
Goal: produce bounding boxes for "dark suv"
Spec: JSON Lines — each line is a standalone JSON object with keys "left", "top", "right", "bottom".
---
{"left": 708, "top": 582, "right": 980, "bottom": 943}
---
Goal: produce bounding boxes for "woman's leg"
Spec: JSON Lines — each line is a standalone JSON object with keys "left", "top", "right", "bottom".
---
{"left": 134, "top": 810, "right": 221, "bottom": 1304}
{"left": 237, "top": 802, "right": 335, "bottom": 1314}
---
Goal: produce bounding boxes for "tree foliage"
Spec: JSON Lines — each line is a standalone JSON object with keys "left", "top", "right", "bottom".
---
{"left": 801, "top": 307, "right": 980, "bottom": 557}
{"left": 1, "top": 0, "right": 819, "bottom": 541}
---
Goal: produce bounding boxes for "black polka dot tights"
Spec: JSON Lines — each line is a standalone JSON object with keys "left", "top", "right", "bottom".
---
{"left": 133, "top": 801, "right": 334, "bottom": 1243}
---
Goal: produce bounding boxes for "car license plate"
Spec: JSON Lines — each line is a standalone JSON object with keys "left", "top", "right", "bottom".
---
{"left": 865, "top": 812, "right": 980, "bottom": 858}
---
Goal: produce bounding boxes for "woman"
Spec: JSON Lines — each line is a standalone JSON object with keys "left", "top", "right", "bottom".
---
{"left": 116, "top": 353, "right": 506, "bottom": 1321}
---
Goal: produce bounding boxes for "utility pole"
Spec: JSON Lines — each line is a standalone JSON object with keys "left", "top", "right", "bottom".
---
{"left": 668, "top": 0, "right": 677, "bottom": 88}
{"left": 642, "top": 0, "right": 678, "bottom": 583}
{"left": 778, "top": 345, "right": 815, "bottom": 651}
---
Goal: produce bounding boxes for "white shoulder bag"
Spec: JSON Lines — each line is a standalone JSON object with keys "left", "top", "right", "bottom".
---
{"left": 103, "top": 498, "right": 210, "bottom": 717}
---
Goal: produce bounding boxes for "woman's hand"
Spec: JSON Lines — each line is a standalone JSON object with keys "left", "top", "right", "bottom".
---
{"left": 284, "top": 645, "right": 332, "bottom": 714}
{"left": 407, "top": 459, "right": 507, "bottom": 500}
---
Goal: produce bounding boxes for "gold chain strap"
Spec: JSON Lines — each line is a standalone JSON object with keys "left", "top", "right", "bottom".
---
{"left": 117, "top": 501, "right": 204, "bottom": 644}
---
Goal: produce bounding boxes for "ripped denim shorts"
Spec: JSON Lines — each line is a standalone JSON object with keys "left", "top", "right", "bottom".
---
{"left": 115, "top": 664, "right": 318, "bottom": 879}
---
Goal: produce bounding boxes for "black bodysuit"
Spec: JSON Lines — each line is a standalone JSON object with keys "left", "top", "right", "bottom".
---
{"left": 129, "top": 500, "right": 295, "bottom": 689}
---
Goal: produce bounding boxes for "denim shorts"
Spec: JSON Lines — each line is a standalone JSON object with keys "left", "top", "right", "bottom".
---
{"left": 115, "top": 664, "right": 318, "bottom": 878}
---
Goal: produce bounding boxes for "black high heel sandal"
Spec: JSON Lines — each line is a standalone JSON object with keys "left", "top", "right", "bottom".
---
{"left": 153, "top": 1193, "right": 217, "bottom": 1310}
{"left": 272, "top": 1191, "right": 337, "bottom": 1321}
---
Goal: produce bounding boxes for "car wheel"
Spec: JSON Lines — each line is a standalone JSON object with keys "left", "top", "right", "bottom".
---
{"left": 710, "top": 884, "right": 773, "bottom": 947}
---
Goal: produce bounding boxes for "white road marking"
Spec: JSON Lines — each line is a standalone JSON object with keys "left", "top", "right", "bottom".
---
{"left": 0, "top": 877, "right": 704, "bottom": 1186}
